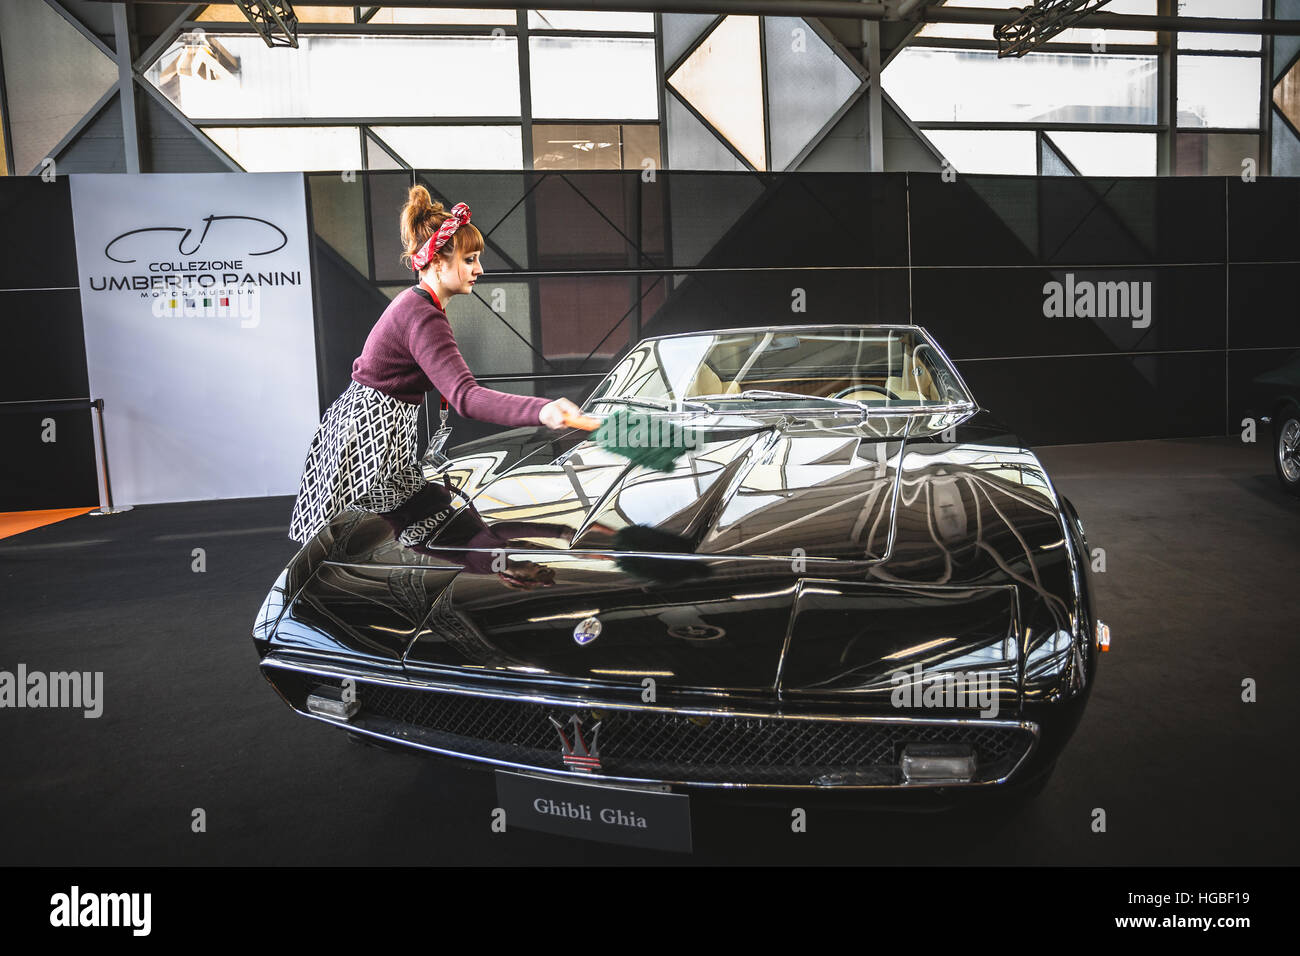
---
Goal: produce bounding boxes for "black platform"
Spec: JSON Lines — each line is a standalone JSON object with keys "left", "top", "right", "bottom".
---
{"left": 1, "top": 436, "right": 1296, "bottom": 865}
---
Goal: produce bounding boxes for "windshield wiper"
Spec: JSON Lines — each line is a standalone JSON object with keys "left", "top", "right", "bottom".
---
{"left": 695, "top": 389, "right": 871, "bottom": 412}
{"left": 590, "top": 396, "right": 715, "bottom": 412}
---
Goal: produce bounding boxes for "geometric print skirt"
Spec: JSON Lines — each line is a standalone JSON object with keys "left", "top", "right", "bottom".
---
{"left": 288, "top": 379, "right": 428, "bottom": 545}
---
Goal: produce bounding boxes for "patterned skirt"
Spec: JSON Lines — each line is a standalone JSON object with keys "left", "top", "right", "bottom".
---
{"left": 288, "top": 380, "right": 427, "bottom": 544}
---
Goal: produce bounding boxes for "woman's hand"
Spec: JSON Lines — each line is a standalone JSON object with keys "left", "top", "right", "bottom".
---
{"left": 539, "top": 397, "right": 582, "bottom": 429}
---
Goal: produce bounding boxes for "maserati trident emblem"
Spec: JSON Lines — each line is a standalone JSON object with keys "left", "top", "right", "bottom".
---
{"left": 549, "top": 714, "right": 602, "bottom": 773}
{"left": 573, "top": 616, "right": 601, "bottom": 646}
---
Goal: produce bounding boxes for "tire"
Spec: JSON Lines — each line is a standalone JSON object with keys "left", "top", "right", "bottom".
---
{"left": 1273, "top": 410, "right": 1300, "bottom": 497}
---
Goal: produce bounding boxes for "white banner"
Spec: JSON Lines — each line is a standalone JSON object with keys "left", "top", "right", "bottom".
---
{"left": 68, "top": 172, "right": 319, "bottom": 505}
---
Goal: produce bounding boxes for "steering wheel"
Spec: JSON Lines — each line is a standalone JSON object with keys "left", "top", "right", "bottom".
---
{"left": 832, "top": 383, "right": 901, "bottom": 401}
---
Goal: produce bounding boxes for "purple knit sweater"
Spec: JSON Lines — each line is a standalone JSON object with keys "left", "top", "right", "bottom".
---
{"left": 351, "top": 286, "right": 550, "bottom": 428}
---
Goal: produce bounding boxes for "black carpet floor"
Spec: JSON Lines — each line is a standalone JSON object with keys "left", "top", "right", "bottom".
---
{"left": 1, "top": 436, "right": 1297, "bottom": 865}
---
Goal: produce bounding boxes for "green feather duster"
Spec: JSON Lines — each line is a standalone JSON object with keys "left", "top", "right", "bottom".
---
{"left": 591, "top": 408, "right": 702, "bottom": 472}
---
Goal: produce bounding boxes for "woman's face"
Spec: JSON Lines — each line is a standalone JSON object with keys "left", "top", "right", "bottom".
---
{"left": 433, "top": 245, "right": 483, "bottom": 295}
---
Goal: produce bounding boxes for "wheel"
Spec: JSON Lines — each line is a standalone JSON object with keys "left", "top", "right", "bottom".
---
{"left": 1274, "top": 410, "right": 1300, "bottom": 497}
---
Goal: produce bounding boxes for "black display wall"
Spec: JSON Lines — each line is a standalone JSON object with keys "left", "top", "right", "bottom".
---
{"left": 0, "top": 177, "right": 98, "bottom": 512}
{"left": 10, "top": 169, "right": 1289, "bottom": 513}
{"left": 307, "top": 169, "right": 1300, "bottom": 449}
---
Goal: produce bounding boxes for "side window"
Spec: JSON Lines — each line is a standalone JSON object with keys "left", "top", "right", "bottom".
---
{"left": 915, "top": 344, "right": 968, "bottom": 404}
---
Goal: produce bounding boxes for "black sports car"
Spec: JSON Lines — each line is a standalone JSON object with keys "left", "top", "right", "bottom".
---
{"left": 254, "top": 325, "right": 1105, "bottom": 831}
{"left": 1247, "top": 351, "right": 1300, "bottom": 496}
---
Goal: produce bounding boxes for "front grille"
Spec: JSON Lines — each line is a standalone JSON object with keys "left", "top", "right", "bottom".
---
{"left": 293, "top": 673, "right": 1032, "bottom": 787}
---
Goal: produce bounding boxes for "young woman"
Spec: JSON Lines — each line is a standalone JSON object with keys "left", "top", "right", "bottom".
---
{"left": 288, "top": 185, "right": 581, "bottom": 545}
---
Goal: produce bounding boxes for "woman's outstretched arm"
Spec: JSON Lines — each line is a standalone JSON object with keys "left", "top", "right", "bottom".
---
{"left": 407, "top": 311, "right": 550, "bottom": 427}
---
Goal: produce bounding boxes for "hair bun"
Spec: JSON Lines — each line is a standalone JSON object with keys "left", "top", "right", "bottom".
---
{"left": 399, "top": 186, "right": 481, "bottom": 272}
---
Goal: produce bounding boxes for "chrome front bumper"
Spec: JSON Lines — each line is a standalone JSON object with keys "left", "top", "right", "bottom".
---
{"left": 261, "top": 657, "right": 1040, "bottom": 791}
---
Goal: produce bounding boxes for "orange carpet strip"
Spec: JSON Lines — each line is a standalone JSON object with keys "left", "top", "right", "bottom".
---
{"left": 0, "top": 507, "right": 97, "bottom": 541}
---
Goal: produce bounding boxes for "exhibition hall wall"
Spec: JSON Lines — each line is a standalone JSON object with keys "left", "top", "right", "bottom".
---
{"left": 1, "top": 178, "right": 98, "bottom": 511}
{"left": 5, "top": 170, "right": 1298, "bottom": 511}
{"left": 314, "top": 169, "right": 1300, "bottom": 449}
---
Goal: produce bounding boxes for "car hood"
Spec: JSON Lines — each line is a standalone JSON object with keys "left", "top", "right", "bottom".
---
{"left": 339, "top": 411, "right": 937, "bottom": 563}
{"left": 274, "top": 409, "right": 1080, "bottom": 705}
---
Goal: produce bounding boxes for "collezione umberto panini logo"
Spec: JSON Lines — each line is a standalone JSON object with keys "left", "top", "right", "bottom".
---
{"left": 87, "top": 214, "right": 300, "bottom": 327}
{"left": 91, "top": 213, "right": 299, "bottom": 288}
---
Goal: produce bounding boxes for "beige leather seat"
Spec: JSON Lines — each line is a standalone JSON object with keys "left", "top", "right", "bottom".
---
{"left": 884, "top": 350, "right": 938, "bottom": 402}
{"left": 684, "top": 364, "right": 740, "bottom": 397}
{"left": 686, "top": 356, "right": 938, "bottom": 403}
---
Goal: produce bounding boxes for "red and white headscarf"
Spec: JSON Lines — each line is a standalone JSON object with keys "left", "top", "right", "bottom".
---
{"left": 411, "top": 201, "right": 472, "bottom": 272}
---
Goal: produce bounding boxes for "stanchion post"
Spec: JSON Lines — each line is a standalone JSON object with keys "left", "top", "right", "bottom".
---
{"left": 88, "top": 398, "right": 133, "bottom": 516}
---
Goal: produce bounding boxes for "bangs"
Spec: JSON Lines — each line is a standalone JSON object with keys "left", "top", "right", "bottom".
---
{"left": 454, "top": 224, "right": 484, "bottom": 255}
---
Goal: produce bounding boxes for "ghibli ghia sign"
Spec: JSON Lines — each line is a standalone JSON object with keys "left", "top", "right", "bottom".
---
{"left": 495, "top": 771, "right": 693, "bottom": 852}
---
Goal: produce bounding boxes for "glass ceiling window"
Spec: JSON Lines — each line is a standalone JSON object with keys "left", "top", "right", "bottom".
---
{"left": 370, "top": 126, "right": 523, "bottom": 169}
{"left": 884, "top": 47, "right": 1157, "bottom": 125}
{"left": 529, "top": 36, "right": 657, "bottom": 119}
{"left": 206, "top": 126, "right": 362, "bottom": 171}
{"left": 367, "top": 8, "right": 517, "bottom": 25}
{"left": 925, "top": 129, "right": 1037, "bottom": 175}
{"left": 667, "top": 15, "right": 766, "bottom": 169}
{"left": 1045, "top": 131, "right": 1157, "bottom": 175}
{"left": 532, "top": 123, "right": 660, "bottom": 169}
{"left": 1175, "top": 131, "right": 1260, "bottom": 175}
{"left": 1174, "top": 1, "right": 1264, "bottom": 138}
{"left": 1178, "top": 55, "right": 1262, "bottom": 128}
{"left": 528, "top": 10, "right": 654, "bottom": 32}
{"left": 1177, "top": 0, "right": 1262, "bottom": 52}
{"left": 146, "top": 33, "right": 521, "bottom": 119}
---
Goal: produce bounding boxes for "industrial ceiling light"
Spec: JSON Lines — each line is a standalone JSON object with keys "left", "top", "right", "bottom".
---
{"left": 994, "top": 0, "right": 1115, "bottom": 58}
{"left": 158, "top": 31, "right": 240, "bottom": 84}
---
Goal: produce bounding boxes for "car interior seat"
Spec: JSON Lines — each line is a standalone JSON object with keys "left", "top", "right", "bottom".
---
{"left": 684, "top": 363, "right": 741, "bottom": 397}
{"left": 882, "top": 347, "right": 935, "bottom": 401}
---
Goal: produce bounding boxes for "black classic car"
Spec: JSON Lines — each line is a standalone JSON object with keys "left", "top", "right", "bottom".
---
{"left": 253, "top": 325, "right": 1106, "bottom": 835}
{"left": 1248, "top": 351, "right": 1300, "bottom": 496}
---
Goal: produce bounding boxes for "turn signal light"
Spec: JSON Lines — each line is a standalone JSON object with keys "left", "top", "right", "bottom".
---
{"left": 1096, "top": 619, "right": 1111, "bottom": 652}
{"left": 900, "top": 743, "right": 976, "bottom": 784}
{"left": 306, "top": 685, "right": 359, "bottom": 721}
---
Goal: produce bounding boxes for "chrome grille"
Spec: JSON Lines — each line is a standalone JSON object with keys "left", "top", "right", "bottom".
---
{"left": 294, "top": 674, "right": 1031, "bottom": 786}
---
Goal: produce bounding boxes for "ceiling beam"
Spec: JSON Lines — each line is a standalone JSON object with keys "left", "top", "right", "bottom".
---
{"left": 924, "top": 5, "right": 1300, "bottom": 35}
{"left": 84, "top": 0, "right": 890, "bottom": 17}
{"left": 77, "top": 0, "right": 1300, "bottom": 34}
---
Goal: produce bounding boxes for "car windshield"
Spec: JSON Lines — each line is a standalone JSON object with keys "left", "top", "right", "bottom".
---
{"left": 584, "top": 327, "right": 974, "bottom": 414}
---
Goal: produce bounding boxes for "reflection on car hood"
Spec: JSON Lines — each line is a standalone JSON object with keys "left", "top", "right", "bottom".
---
{"left": 337, "top": 409, "right": 1041, "bottom": 564}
